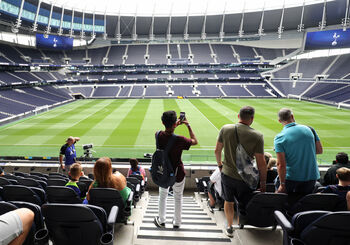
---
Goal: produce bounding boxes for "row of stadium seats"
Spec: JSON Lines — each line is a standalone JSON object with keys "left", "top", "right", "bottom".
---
{"left": 0, "top": 43, "right": 294, "bottom": 65}
{"left": 195, "top": 178, "right": 350, "bottom": 245}
{"left": 0, "top": 170, "right": 148, "bottom": 244}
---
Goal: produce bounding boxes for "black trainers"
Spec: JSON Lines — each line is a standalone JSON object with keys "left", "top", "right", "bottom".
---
{"left": 225, "top": 226, "right": 234, "bottom": 238}
{"left": 172, "top": 220, "right": 180, "bottom": 229}
{"left": 153, "top": 216, "right": 165, "bottom": 228}
{"left": 207, "top": 200, "right": 215, "bottom": 213}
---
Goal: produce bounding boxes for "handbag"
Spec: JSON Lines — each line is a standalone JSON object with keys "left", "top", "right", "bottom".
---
{"left": 234, "top": 125, "right": 259, "bottom": 190}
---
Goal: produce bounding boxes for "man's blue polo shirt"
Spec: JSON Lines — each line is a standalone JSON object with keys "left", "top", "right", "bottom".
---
{"left": 60, "top": 143, "right": 77, "bottom": 166}
{"left": 274, "top": 122, "right": 320, "bottom": 181}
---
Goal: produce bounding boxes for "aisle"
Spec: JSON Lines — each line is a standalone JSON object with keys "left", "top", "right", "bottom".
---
{"left": 134, "top": 195, "right": 231, "bottom": 245}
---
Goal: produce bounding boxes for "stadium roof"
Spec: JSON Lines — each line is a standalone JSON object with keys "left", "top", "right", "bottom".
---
{"left": 45, "top": 0, "right": 333, "bottom": 16}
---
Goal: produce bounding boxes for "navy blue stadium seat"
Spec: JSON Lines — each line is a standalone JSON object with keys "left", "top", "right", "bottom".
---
{"left": 13, "top": 171, "right": 29, "bottom": 177}
{"left": 275, "top": 210, "right": 350, "bottom": 245}
{"left": 18, "top": 177, "right": 46, "bottom": 189}
{"left": 47, "top": 178, "right": 67, "bottom": 186}
{"left": 41, "top": 203, "right": 118, "bottom": 245}
{"left": 289, "top": 193, "right": 342, "bottom": 215}
{"left": 30, "top": 172, "right": 49, "bottom": 179}
{"left": 237, "top": 193, "right": 288, "bottom": 229}
{"left": 46, "top": 186, "right": 82, "bottom": 204}
{"left": 3, "top": 185, "right": 44, "bottom": 205}
{"left": 0, "top": 176, "right": 17, "bottom": 186}
{"left": 88, "top": 188, "right": 133, "bottom": 224}
{"left": 195, "top": 176, "right": 210, "bottom": 195}
{"left": 0, "top": 201, "right": 44, "bottom": 245}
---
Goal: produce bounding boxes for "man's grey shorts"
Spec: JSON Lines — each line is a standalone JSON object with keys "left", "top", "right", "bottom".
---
{"left": 0, "top": 210, "right": 23, "bottom": 245}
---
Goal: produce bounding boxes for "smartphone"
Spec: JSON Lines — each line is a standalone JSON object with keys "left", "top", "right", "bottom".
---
{"left": 179, "top": 112, "right": 186, "bottom": 122}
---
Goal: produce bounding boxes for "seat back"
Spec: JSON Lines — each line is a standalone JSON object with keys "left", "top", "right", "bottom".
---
{"left": 0, "top": 177, "right": 13, "bottom": 186}
{"left": 196, "top": 176, "right": 210, "bottom": 192}
{"left": 42, "top": 203, "right": 106, "bottom": 245}
{"left": 129, "top": 174, "right": 143, "bottom": 181}
{"left": 31, "top": 172, "right": 49, "bottom": 178}
{"left": 291, "top": 193, "right": 341, "bottom": 214}
{"left": 300, "top": 211, "right": 350, "bottom": 245}
{"left": 47, "top": 178, "right": 67, "bottom": 186}
{"left": 10, "top": 201, "right": 44, "bottom": 230}
{"left": 0, "top": 201, "right": 17, "bottom": 214}
{"left": 3, "top": 174, "right": 21, "bottom": 181}
{"left": 18, "top": 178, "right": 43, "bottom": 189}
{"left": 244, "top": 193, "right": 288, "bottom": 227}
{"left": 89, "top": 188, "right": 127, "bottom": 222}
{"left": 13, "top": 172, "right": 29, "bottom": 177}
{"left": 3, "top": 185, "right": 42, "bottom": 205}
{"left": 46, "top": 186, "right": 82, "bottom": 204}
{"left": 292, "top": 210, "right": 330, "bottom": 236}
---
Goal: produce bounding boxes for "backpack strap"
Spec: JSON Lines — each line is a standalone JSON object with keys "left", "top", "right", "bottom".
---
{"left": 155, "top": 131, "right": 161, "bottom": 149}
{"left": 234, "top": 124, "right": 240, "bottom": 144}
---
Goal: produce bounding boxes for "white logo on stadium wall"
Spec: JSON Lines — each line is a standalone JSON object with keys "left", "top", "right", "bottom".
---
{"left": 332, "top": 32, "right": 340, "bottom": 46}
{"left": 53, "top": 38, "right": 58, "bottom": 48}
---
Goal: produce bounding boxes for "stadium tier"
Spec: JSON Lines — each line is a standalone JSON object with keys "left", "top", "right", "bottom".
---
{"left": 1, "top": 1, "right": 350, "bottom": 245}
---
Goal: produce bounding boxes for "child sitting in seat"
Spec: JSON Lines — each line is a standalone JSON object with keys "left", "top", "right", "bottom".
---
{"left": 66, "top": 163, "right": 84, "bottom": 197}
{"left": 321, "top": 167, "right": 350, "bottom": 210}
{"left": 127, "top": 158, "right": 146, "bottom": 180}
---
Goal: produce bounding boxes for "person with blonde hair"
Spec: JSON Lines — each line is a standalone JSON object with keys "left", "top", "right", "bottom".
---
{"left": 86, "top": 157, "right": 131, "bottom": 204}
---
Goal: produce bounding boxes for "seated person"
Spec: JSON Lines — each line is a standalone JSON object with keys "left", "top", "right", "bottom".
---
{"left": 323, "top": 152, "right": 350, "bottom": 186}
{"left": 0, "top": 208, "right": 34, "bottom": 245}
{"left": 86, "top": 157, "right": 131, "bottom": 205}
{"left": 207, "top": 167, "right": 223, "bottom": 213}
{"left": 265, "top": 153, "right": 278, "bottom": 184}
{"left": 127, "top": 158, "right": 146, "bottom": 180}
{"left": 321, "top": 167, "right": 350, "bottom": 210}
{"left": 65, "top": 162, "right": 84, "bottom": 197}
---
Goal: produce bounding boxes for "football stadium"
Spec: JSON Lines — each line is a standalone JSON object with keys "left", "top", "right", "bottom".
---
{"left": 0, "top": 0, "right": 350, "bottom": 244}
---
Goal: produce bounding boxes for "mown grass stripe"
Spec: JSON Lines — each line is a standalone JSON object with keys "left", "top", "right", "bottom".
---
{"left": 134, "top": 99, "right": 164, "bottom": 146}
{"left": 44, "top": 99, "right": 125, "bottom": 145}
{"left": 0, "top": 100, "right": 102, "bottom": 145}
{"left": 103, "top": 99, "right": 151, "bottom": 146}
{"left": 189, "top": 99, "right": 231, "bottom": 130}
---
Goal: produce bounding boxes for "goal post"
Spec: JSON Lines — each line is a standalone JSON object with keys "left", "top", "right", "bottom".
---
{"left": 287, "top": 94, "right": 302, "bottom": 101}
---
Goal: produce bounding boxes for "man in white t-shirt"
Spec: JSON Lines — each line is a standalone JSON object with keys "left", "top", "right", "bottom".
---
{"left": 207, "top": 167, "right": 223, "bottom": 213}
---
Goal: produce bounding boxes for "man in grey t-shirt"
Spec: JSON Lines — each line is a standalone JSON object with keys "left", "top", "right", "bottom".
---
{"left": 215, "top": 106, "right": 267, "bottom": 237}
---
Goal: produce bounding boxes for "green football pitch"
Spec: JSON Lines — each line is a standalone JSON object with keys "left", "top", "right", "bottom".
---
{"left": 0, "top": 98, "right": 349, "bottom": 164}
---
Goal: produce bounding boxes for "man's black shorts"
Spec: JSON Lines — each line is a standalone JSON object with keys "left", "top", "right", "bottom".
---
{"left": 221, "top": 173, "right": 254, "bottom": 210}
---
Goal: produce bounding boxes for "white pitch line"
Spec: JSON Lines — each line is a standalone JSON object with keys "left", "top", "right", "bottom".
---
{"left": 188, "top": 100, "right": 219, "bottom": 132}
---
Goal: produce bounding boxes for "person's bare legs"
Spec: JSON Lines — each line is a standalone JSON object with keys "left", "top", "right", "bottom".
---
{"left": 346, "top": 191, "right": 350, "bottom": 211}
{"left": 224, "top": 201, "right": 234, "bottom": 227}
{"left": 9, "top": 208, "right": 34, "bottom": 245}
{"left": 208, "top": 192, "right": 216, "bottom": 207}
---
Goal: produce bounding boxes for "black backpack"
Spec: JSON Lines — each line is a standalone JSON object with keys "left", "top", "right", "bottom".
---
{"left": 150, "top": 131, "right": 177, "bottom": 188}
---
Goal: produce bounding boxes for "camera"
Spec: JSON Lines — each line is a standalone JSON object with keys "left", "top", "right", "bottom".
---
{"left": 83, "top": 144, "right": 93, "bottom": 150}
{"left": 83, "top": 144, "right": 94, "bottom": 158}
{"left": 179, "top": 112, "right": 186, "bottom": 122}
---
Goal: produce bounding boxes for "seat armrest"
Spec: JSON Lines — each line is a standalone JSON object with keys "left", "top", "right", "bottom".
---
{"left": 202, "top": 181, "right": 207, "bottom": 188}
{"left": 274, "top": 210, "right": 294, "bottom": 233}
{"left": 127, "top": 191, "right": 134, "bottom": 203}
{"left": 136, "top": 184, "right": 140, "bottom": 193}
{"left": 195, "top": 178, "right": 199, "bottom": 184}
{"left": 107, "top": 206, "right": 119, "bottom": 225}
{"left": 144, "top": 177, "right": 147, "bottom": 183}
{"left": 141, "top": 180, "right": 145, "bottom": 187}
